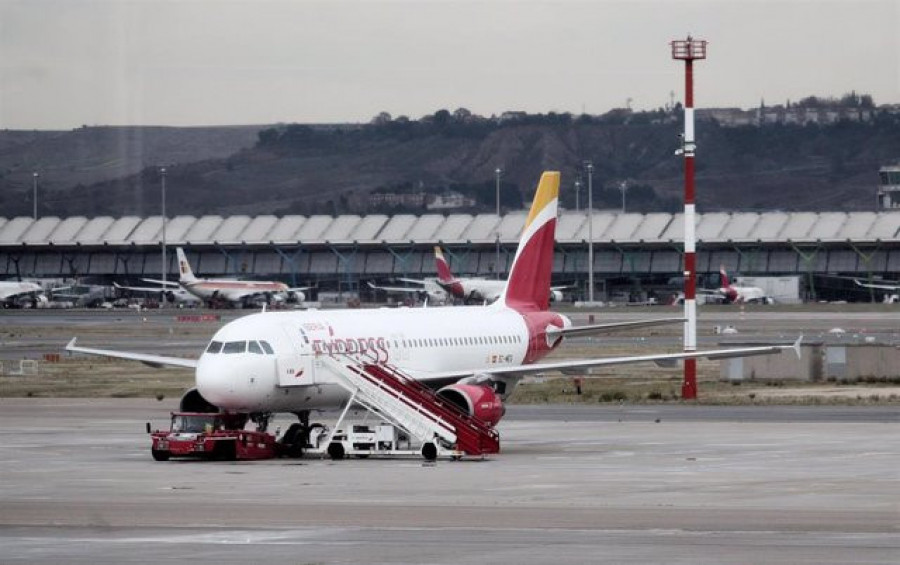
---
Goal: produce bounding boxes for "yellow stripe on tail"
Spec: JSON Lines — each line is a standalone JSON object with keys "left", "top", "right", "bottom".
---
{"left": 524, "top": 172, "right": 561, "bottom": 231}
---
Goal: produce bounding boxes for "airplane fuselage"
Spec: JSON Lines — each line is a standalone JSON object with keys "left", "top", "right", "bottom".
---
{"left": 437, "top": 278, "right": 504, "bottom": 302}
{"left": 183, "top": 279, "right": 297, "bottom": 304}
{"left": 719, "top": 285, "right": 767, "bottom": 303}
{"left": 196, "top": 305, "right": 570, "bottom": 413}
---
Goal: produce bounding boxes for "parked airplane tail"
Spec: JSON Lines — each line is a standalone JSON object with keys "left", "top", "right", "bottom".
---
{"left": 498, "top": 171, "right": 560, "bottom": 312}
{"left": 433, "top": 246, "right": 455, "bottom": 284}
{"left": 175, "top": 247, "right": 199, "bottom": 284}
{"left": 719, "top": 265, "right": 731, "bottom": 288}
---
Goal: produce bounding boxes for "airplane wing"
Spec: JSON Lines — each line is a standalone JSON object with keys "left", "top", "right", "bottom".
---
{"left": 549, "top": 317, "right": 685, "bottom": 338}
{"left": 141, "top": 278, "right": 181, "bottom": 288}
{"left": 367, "top": 281, "right": 427, "bottom": 294}
{"left": 416, "top": 338, "right": 802, "bottom": 386}
{"left": 854, "top": 279, "right": 900, "bottom": 291}
{"left": 48, "top": 285, "right": 74, "bottom": 294}
{"left": 115, "top": 281, "right": 171, "bottom": 293}
{"left": 396, "top": 278, "right": 426, "bottom": 285}
{"left": 287, "top": 285, "right": 314, "bottom": 293}
{"left": 65, "top": 338, "right": 198, "bottom": 369}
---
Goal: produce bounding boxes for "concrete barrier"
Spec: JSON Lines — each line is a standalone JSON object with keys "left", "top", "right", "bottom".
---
{"left": 721, "top": 341, "right": 900, "bottom": 382}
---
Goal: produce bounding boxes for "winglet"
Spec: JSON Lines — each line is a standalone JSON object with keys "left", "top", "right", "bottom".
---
{"left": 66, "top": 337, "right": 77, "bottom": 351}
{"left": 791, "top": 335, "right": 803, "bottom": 360}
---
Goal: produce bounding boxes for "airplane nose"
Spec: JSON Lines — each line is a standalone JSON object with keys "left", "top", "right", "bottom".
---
{"left": 195, "top": 355, "right": 232, "bottom": 407}
{"left": 196, "top": 353, "right": 273, "bottom": 411}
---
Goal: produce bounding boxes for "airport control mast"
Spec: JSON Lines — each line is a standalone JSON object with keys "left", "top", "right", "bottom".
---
{"left": 671, "top": 36, "right": 706, "bottom": 400}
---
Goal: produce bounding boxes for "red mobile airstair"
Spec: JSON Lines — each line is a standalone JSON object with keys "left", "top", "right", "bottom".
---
{"left": 320, "top": 356, "right": 499, "bottom": 459}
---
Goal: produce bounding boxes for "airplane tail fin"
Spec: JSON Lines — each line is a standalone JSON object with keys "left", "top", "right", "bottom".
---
{"left": 719, "top": 264, "right": 731, "bottom": 288}
{"left": 498, "top": 171, "right": 560, "bottom": 312}
{"left": 434, "top": 246, "right": 456, "bottom": 284}
{"left": 175, "top": 247, "right": 199, "bottom": 284}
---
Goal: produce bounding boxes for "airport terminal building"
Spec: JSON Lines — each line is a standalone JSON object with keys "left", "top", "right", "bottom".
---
{"left": 1, "top": 210, "right": 899, "bottom": 303}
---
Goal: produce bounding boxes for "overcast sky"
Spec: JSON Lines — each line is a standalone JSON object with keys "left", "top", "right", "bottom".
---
{"left": 1, "top": 0, "right": 897, "bottom": 129}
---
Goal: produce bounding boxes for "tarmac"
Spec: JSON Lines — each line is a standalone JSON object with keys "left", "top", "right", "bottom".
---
{"left": 0, "top": 398, "right": 897, "bottom": 564}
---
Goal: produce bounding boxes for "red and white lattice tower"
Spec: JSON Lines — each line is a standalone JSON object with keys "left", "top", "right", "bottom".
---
{"left": 671, "top": 36, "right": 706, "bottom": 400}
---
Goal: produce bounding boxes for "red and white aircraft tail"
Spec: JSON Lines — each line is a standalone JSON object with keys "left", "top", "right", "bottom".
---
{"left": 434, "top": 247, "right": 455, "bottom": 285}
{"left": 719, "top": 265, "right": 732, "bottom": 289}
{"left": 498, "top": 171, "right": 559, "bottom": 312}
{"left": 176, "top": 247, "right": 200, "bottom": 285}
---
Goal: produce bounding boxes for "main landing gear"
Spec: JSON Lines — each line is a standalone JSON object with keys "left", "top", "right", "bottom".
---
{"left": 277, "top": 410, "right": 326, "bottom": 458}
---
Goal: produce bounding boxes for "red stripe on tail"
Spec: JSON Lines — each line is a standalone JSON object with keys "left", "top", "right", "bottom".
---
{"left": 504, "top": 219, "right": 557, "bottom": 312}
{"left": 434, "top": 247, "right": 454, "bottom": 283}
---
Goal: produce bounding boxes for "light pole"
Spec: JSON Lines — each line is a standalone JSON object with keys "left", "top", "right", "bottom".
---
{"left": 495, "top": 167, "right": 502, "bottom": 279}
{"left": 160, "top": 167, "right": 167, "bottom": 308}
{"left": 495, "top": 167, "right": 502, "bottom": 217}
{"left": 32, "top": 172, "right": 39, "bottom": 220}
{"left": 574, "top": 178, "right": 581, "bottom": 212}
{"left": 619, "top": 180, "right": 628, "bottom": 213}
{"left": 585, "top": 161, "right": 594, "bottom": 303}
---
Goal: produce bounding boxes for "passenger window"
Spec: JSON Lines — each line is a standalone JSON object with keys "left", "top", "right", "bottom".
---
{"left": 259, "top": 341, "right": 274, "bottom": 354}
{"left": 248, "top": 341, "right": 263, "bottom": 354}
{"left": 206, "top": 341, "right": 223, "bottom": 354}
{"left": 222, "top": 341, "right": 246, "bottom": 354}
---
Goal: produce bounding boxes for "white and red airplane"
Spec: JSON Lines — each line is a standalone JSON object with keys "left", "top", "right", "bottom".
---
{"left": 67, "top": 172, "right": 797, "bottom": 434}
{"left": 433, "top": 246, "right": 569, "bottom": 303}
{"left": 145, "top": 247, "right": 312, "bottom": 307}
{"left": 702, "top": 266, "right": 773, "bottom": 304}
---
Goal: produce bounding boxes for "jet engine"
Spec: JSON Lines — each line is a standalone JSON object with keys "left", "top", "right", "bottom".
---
{"left": 179, "top": 387, "right": 219, "bottom": 413}
{"left": 549, "top": 289, "right": 563, "bottom": 302}
{"left": 436, "top": 384, "right": 504, "bottom": 427}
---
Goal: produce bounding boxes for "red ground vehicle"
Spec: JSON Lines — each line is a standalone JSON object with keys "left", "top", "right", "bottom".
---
{"left": 147, "top": 412, "right": 278, "bottom": 461}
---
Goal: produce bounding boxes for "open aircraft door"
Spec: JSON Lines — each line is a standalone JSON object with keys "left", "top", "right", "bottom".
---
{"left": 276, "top": 324, "right": 322, "bottom": 387}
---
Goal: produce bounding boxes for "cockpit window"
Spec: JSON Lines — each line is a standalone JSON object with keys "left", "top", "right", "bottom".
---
{"left": 259, "top": 340, "right": 274, "bottom": 355}
{"left": 206, "top": 340, "right": 223, "bottom": 354}
{"left": 222, "top": 341, "right": 247, "bottom": 354}
{"left": 248, "top": 341, "right": 263, "bottom": 354}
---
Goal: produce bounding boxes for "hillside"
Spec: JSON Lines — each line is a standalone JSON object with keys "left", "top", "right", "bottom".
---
{"left": 2, "top": 110, "right": 899, "bottom": 218}
{"left": 0, "top": 125, "right": 266, "bottom": 216}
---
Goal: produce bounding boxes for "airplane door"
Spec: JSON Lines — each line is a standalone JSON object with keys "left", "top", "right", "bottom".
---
{"left": 276, "top": 324, "right": 318, "bottom": 387}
